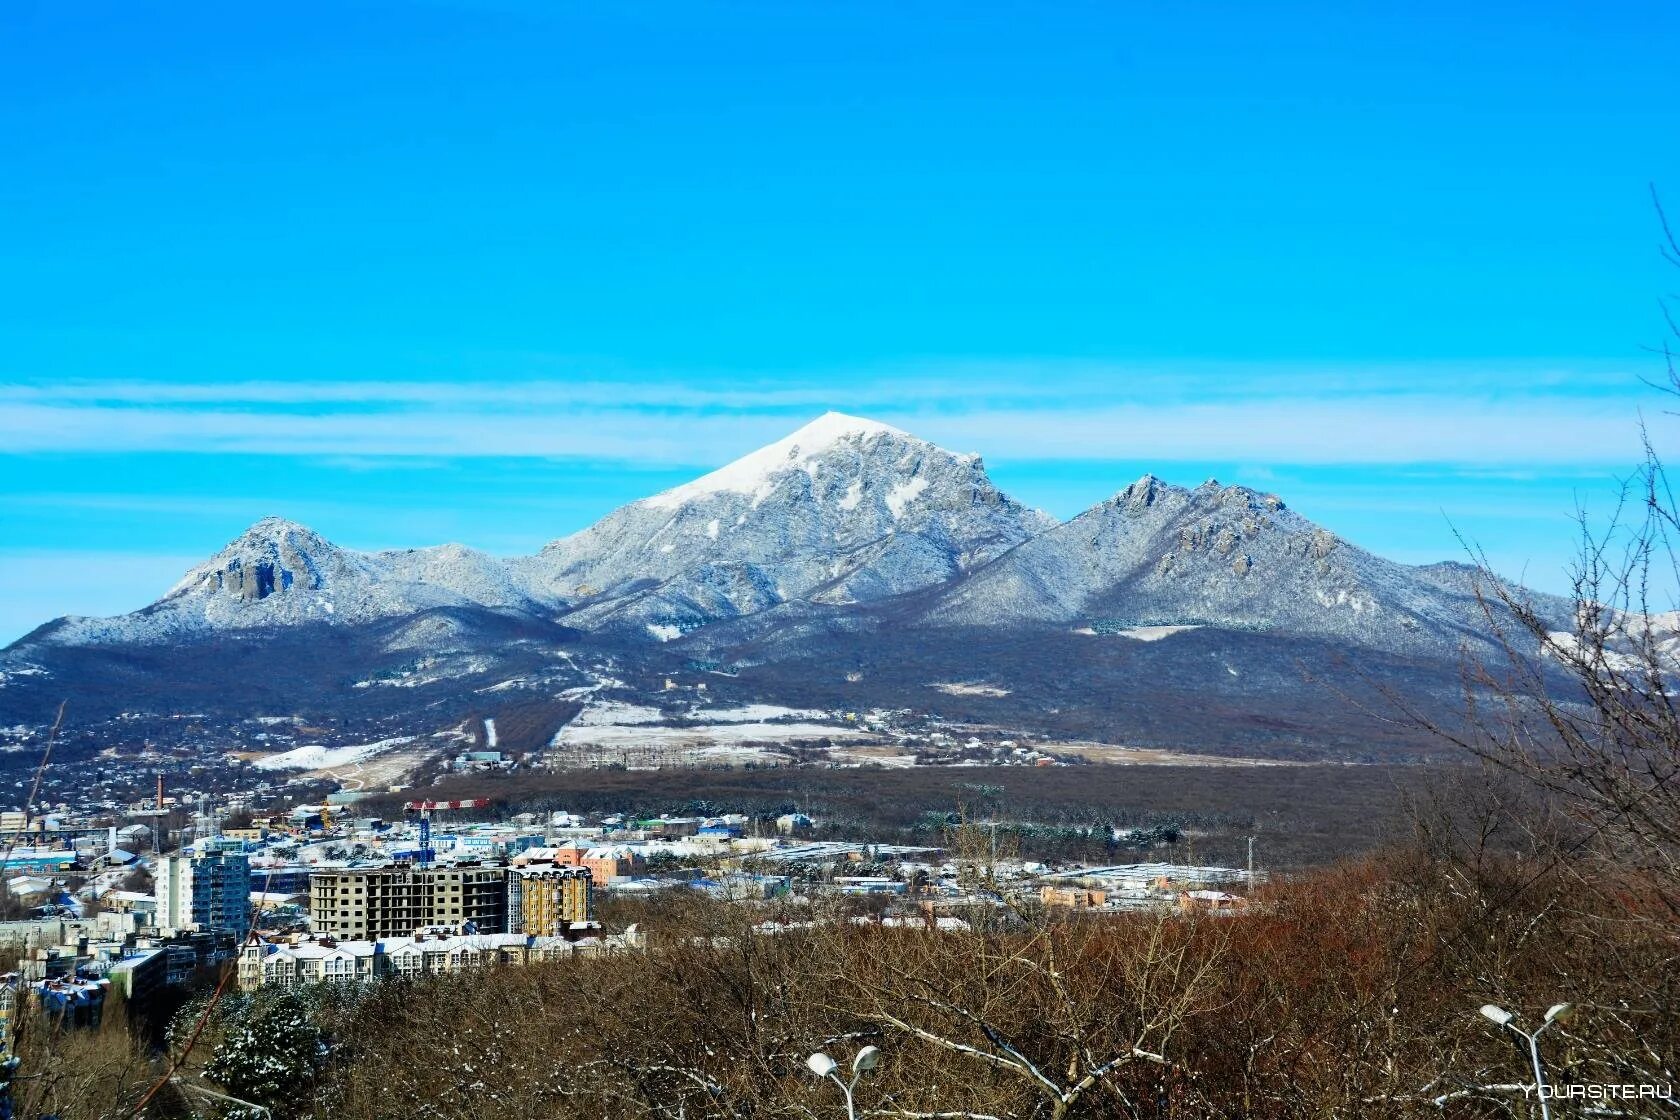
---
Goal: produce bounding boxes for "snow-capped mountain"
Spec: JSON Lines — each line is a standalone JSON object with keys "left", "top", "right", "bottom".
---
{"left": 27, "top": 518, "right": 547, "bottom": 645}
{"left": 8, "top": 413, "right": 1564, "bottom": 659}
{"left": 16, "top": 414, "right": 1052, "bottom": 647}
{"left": 0, "top": 413, "right": 1584, "bottom": 767}
{"left": 526, "top": 412, "right": 1054, "bottom": 639}
{"left": 926, "top": 474, "right": 1570, "bottom": 653}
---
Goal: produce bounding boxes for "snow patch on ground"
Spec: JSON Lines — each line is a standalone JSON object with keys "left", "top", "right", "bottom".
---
{"left": 353, "top": 654, "right": 494, "bottom": 689}
{"left": 250, "top": 736, "right": 418, "bottom": 771}
{"left": 1074, "top": 625, "right": 1203, "bottom": 641}
{"left": 571, "top": 701, "right": 667, "bottom": 727}
{"left": 929, "top": 681, "right": 1011, "bottom": 697}
{"left": 552, "top": 720, "right": 863, "bottom": 751}
{"left": 548, "top": 695, "right": 866, "bottom": 765}
{"left": 483, "top": 718, "right": 498, "bottom": 748}
{"left": 693, "top": 704, "right": 828, "bottom": 722}
{"left": 1545, "top": 631, "right": 1649, "bottom": 674}
{"left": 647, "top": 623, "right": 683, "bottom": 642}
{"left": 0, "top": 664, "right": 47, "bottom": 688}
{"left": 1314, "top": 589, "right": 1374, "bottom": 614}
{"left": 837, "top": 479, "right": 863, "bottom": 511}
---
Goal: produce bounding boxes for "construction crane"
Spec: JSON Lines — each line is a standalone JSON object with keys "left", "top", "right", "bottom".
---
{"left": 402, "top": 799, "right": 491, "bottom": 867}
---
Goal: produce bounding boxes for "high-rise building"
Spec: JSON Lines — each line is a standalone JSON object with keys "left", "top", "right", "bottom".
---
{"left": 309, "top": 866, "right": 508, "bottom": 939}
{"left": 508, "top": 866, "right": 593, "bottom": 935}
{"left": 155, "top": 838, "right": 251, "bottom": 939}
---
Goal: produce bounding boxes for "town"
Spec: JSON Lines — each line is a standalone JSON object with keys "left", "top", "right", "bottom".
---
{"left": 0, "top": 785, "right": 1258, "bottom": 1031}
{"left": 4, "top": 0, "right": 1673, "bottom": 1113}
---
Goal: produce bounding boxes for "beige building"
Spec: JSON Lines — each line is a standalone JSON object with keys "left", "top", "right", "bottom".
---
{"left": 509, "top": 866, "right": 593, "bottom": 935}
{"left": 309, "top": 866, "right": 508, "bottom": 939}
{"left": 1041, "top": 885, "right": 1108, "bottom": 910}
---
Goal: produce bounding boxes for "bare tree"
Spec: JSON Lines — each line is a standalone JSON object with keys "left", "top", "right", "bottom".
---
{"left": 825, "top": 912, "right": 1231, "bottom": 1120}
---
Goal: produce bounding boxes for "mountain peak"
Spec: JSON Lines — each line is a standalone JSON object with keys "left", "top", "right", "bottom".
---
{"left": 791, "top": 410, "right": 909, "bottom": 442}
{"left": 168, "top": 517, "right": 343, "bottom": 601}
{"left": 641, "top": 411, "right": 922, "bottom": 510}
{"left": 232, "top": 516, "right": 331, "bottom": 545}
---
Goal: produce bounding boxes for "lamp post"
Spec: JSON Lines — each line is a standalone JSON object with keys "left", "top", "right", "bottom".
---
{"left": 1478, "top": 1002, "right": 1574, "bottom": 1120}
{"left": 170, "top": 1077, "right": 274, "bottom": 1119}
{"left": 805, "top": 1045, "right": 880, "bottom": 1120}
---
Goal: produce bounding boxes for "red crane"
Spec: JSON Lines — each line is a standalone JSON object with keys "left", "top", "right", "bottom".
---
{"left": 402, "top": 799, "right": 491, "bottom": 867}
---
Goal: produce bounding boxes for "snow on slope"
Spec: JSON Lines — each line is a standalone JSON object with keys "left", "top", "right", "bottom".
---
{"left": 14, "top": 414, "right": 1053, "bottom": 649}
{"left": 6, "top": 414, "right": 1571, "bottom": 664}
{"left": 642, "top": 413, "right": 910, "bottom": 509}
{"left": 28, "top": 519, "right": 548, "bottom": 646}
{"left": 526, "top": 411, "right": 1053, "bottom": 635}
{"left": 250, "top": 735, "right": 418, "bottom": 771}
{"left": 929, "top": 474, "right": 1571, "bottom": 654}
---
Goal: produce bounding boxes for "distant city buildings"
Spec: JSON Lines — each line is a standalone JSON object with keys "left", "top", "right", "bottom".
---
{"left": 511, "top": 842, "right": 642, "bottom": 883}
{"left": 0, "top": 785, "right": 1264, "bottom": 1030}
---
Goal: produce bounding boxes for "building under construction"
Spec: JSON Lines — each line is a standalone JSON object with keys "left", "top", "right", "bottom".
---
{"left": 309, "top": 866, "right": 509, "bottom": 939}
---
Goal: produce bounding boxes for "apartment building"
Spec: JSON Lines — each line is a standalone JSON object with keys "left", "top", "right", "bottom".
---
{"left": 308, "top": 866, "right": 509, "bottom": 939}
{"left": 239, "top": 929, "right": 630, "bottom": 990}
{"left": 155, "top": 839, "right": 251, "bottom": 939}
{"left": 508, "top": 865, "right": 593, "bottom": 935}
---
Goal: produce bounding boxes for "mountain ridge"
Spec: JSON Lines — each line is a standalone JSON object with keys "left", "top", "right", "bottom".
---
{"left": 5, "top": 412, "right": 1563, "bottom": 657}
{"left": 0, "top": 411, "right": 1582, "bottom": 770}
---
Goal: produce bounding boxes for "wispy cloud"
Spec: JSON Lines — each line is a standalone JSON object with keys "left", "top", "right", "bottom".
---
{"left": 0, "top": 379, "right": 1661, "bottom": 468}
{"left": 0, "top": 360, "right": 1647, "bottom": 409}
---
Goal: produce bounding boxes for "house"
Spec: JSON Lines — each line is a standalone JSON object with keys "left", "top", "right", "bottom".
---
{"left": 6, "top": 876, "right": 53, "bottom": 901}
{"left": 237, "top": 929, "right": 616, "bottom": 989}
{"left": 834, "top": 876, "right": 906, "bottom": 896}
{"left": 239, "top": 939, "right": 380, "bottom": 989}
{"left": 582, "top": 845, "right": 641, "bottom": 883}
{"left": 4, "top": 849, "right": 75, "bottom": 873}
{"left": 101, "top": 890, "right": 157, "bottom": 918}
{"left": 514, "top": 839, "right": 592, "bottom": 868}
{"left": 1041, "top": 886, "right": 1107, "bottom": 910}
{"left": 1177, "top": 890, "right": 1249, "bottom": 915}
{"left": 32, "top": 976, "right": 108, "bottom": 1028}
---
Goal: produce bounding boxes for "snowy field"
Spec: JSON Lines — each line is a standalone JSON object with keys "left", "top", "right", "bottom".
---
{"left": 548, "top": 698, "right": 870, "bottom": 766}
{"left": 250, "top": 735, "right": 419, "bottom": 771}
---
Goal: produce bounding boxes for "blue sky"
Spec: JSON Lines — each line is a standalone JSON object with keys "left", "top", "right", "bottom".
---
{"left": 3, "top": 1, "right": 1678, "bottom": 643}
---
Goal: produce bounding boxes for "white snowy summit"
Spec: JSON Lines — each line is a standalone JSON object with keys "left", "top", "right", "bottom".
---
{"left": 0, "top": 412, "right": 1582, "bottom": 762}
{"left": 529, "top": 412, "right": 1054, "bottom": 638}
{"left": 640, "top": 412, "right": 913, "bottom": 510}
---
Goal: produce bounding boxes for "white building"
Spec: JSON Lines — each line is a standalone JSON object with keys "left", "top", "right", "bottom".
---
{"left": 155, "top": 838, "right": 251, "bottom": 939}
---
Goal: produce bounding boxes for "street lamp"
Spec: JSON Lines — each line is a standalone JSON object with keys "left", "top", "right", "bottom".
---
{"left": 806, "top": 1045, "right": 881, "bottom": 1120}
{"left": 170, "top": 1077, "right": 274, "bottom": 1119}
{"left": 1478, "top": 1002, "right": 1574, "bottom": 1120}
